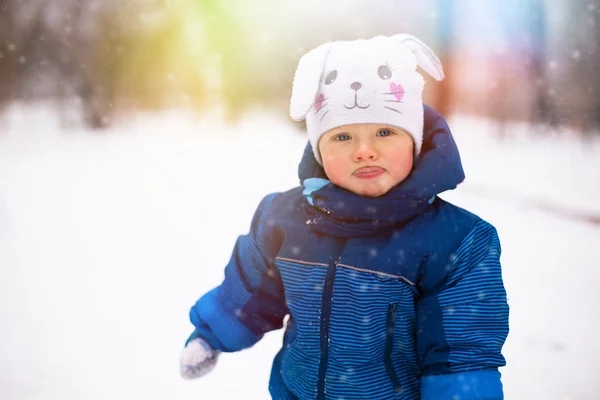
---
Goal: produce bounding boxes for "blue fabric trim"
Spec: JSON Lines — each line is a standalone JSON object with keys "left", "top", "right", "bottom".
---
{"left": 316, "top": 256, "right": 338, "bottom": 400}
{"left": 420, "top": 370, "right": 503, "bottom": 400}
{"left": 416, "top": 292, "right": 451, "bottom": 375}
{"left": 302, "top": 178, "right": 330, "bottom": 206}
{"left": 384, "top": 303, "right": 403, "bottom": 393}
{"left": 184, "top": 329, "right": 209, "bottom": 347}
{"left": 190, "top": 288, "right": 260, "bottom": 352}
{"left": 239, "top": 267, "right": 288, "bottom": 336}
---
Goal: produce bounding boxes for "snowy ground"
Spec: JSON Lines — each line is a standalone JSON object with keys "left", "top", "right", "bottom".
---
{"left": 1, "top": 103, "right": 599, "bottom": 400}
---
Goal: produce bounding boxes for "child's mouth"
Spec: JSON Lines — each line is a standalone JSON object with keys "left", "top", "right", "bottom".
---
{"left": 354, "top": 167, "right": 385, "bottom": 179}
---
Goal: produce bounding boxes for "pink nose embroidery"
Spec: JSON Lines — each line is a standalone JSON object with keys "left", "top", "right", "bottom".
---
{"left": 390, "top": 83, "right": 405, "bottom": 101}
{"left": 314, "top": 93, "right": 325, "bottom": 110}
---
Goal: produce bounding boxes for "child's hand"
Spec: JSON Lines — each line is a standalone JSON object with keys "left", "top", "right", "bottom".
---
{"left": 180, "top": 333, "right": 220, "bottom": 380}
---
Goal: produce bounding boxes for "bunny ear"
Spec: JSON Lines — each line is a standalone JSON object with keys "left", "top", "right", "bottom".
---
{"left": 290, "top": 42, "right": 333, "bottom": 121}
{"left": 392, "top": 34, "right": 445, "bottom": 81}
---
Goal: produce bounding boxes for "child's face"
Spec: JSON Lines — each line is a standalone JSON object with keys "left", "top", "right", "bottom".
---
{"left": 318, "top": 124, "right": 414, "bottom": 198}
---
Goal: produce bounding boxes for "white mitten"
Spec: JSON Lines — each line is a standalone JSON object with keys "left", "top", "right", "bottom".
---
{"left": 180, "top": 337, "right": 221, "bottom": 380}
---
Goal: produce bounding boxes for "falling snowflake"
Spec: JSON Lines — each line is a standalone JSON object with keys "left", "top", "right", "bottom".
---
{"left": 396, "top": 250, "right": 405, "bottom": 263}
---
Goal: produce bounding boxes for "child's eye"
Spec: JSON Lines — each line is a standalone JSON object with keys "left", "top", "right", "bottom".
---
{"left": 335, "top": 133, "right": 351, "bottom": 141}
{"left": 377, "top": 129, "right": 392, "bottom": 137}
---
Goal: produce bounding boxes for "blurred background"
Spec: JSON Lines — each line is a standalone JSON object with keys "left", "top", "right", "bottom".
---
{"left": 0, "top": 0, "right": 599, "bottom": 132}
{"left": 1, "top": 1, "right": 600, "bottom": 399}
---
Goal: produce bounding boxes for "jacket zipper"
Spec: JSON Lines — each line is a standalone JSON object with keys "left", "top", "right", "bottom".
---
{"left": 385, "top": 303, "right": 403, "bottom": 394}
{"left": 316, "top": 256, "right": 338, "bottom": 400}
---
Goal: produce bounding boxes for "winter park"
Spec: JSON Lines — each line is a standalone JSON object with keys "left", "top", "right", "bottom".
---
{"left": 1, "top": 1, "right": 600, "bottom": 400}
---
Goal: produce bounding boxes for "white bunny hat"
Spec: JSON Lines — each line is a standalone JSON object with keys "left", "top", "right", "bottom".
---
{"left": 290, "top": 34, "right": 445, "bottom": 165}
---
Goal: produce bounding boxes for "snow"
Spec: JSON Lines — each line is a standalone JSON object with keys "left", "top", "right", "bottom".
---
{"left": 1, "top": 103, "right": 600, "bottom": 399}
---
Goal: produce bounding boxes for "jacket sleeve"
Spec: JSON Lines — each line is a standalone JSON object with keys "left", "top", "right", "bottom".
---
{"left": 417, "top": 220, "right": 509, "bottom": 400}
{"left": 189, "top": 193, "right": 288, "bottom": 352}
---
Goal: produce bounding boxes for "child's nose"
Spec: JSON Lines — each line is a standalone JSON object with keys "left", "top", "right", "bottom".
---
{"left": 353, "top": 143, "right": 378, "bottom": 161}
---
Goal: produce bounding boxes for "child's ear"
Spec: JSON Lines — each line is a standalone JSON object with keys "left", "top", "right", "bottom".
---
{"left": 391, "top": 34, "right": 445, "bottom": 81}
{"left": 290, "top": 42, "right": 333, "bottom": 121}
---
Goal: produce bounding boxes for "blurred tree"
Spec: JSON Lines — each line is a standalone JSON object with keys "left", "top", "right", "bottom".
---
{"left": 435, "top": 0, "right": 455, "bottom": 117}
{"left": 555, "top": 1, "right": 599, "bottom": 135}
{"left": 191, "top": 0, "right": 256, "bottom": 120}
{"left": 84, "top": 3, "right": 134, "bottom": 129}
{"left": 527, "top": 0, "right": 558, "bottom": 127}
{"left": 589, "top": 4, "right": 600, "bottom": 133}
{"left": 0, "top": 0, "right": 21, "bottom": 110}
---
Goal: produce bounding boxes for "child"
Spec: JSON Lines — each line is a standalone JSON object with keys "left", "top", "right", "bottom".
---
{"left": 180, "top": 34, "right": 509, "bottom": 400}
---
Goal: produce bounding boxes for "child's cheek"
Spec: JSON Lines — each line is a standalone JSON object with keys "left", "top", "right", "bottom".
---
{"left": 321, "top": 154, "right": 347, "bottom": 185}
{"left": 389, "top": 151, "right": 414, "bottom": 179}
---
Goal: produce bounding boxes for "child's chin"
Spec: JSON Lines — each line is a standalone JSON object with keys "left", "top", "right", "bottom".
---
{"left": 354, "top": 185, "right": 390, "bottom": 198}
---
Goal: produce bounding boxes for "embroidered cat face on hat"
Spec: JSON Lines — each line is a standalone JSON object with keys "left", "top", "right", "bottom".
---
{"left": 290, "top": 34, "right": 445, "bottom": 165}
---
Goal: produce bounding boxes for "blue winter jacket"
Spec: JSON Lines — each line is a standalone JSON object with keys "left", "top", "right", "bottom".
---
{"left": 189, "top": 106, "right": 509, "bottom": 399}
